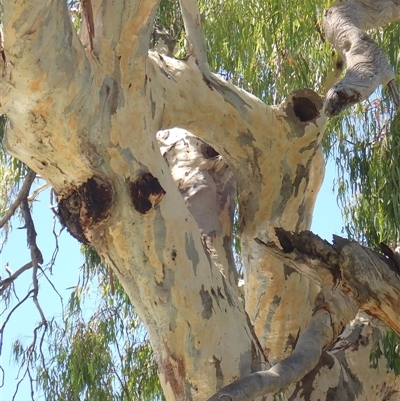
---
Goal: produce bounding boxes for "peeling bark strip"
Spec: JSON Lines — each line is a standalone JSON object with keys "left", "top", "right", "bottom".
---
{"left": 128, "top": 172, "right": 166, "bottom": 214}
{"left": 58, "top": 177, "right": 113, "bottom": 243}
{"left": 323, "top": 0, "right": 400, "bottom": 116}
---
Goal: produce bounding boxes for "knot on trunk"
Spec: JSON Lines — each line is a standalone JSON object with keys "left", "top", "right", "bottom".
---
{"left": 58, "top": 177, "right": 113, "bottom": 243}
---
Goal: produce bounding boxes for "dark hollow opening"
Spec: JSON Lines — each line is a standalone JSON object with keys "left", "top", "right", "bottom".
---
{"left": 292, "top": 96, "right": 318, "bottom": 122}
{"left": 201, "top": 143, "right": 220, "bottom": 159}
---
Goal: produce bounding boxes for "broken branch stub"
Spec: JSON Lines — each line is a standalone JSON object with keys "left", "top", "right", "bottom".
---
{"left": 269, "top": 229, "right": 400, "bottom": 335}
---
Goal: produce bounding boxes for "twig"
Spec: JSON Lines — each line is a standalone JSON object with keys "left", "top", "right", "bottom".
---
{"left": 27, "top": 182, "right": 50, "bottom": 202}
{"left": 0, "top": 365, "right": 4, "bottom": 387}
{"left": 0, "top": 170, "right": 36, "bottom": 228}
{"left": 39, "top": 266, "right": 64, "bottom": 308}
{"left": 12, "top": 320, "right": 47, "bottom": 401}
{"left": 179, "top": 0, "right": 208, "bottom": 70}
{"left": 0, "top": 290, "right": 34, "bottom": 355}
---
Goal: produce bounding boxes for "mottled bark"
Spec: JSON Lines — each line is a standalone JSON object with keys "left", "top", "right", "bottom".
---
{"left": 1, "top": 1, "right": 400, "bottom": 401}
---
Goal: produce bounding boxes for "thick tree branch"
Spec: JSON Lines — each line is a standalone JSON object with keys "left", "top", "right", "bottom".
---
{"left": 265, "top": 229, "right": 400, "bottom": 335}
{"left": 84, "top": 0, "right": 159, "bottom": 60}
{"left": 179, "top": 0, "right": 208, "bottom": 70}
{"left": 323, "top": 0, "right": 400, "bottom": 116}
{"left": 2, "top": 0, "right": 88, "bottom": 110}
{"left": 207, "top": 288, "right": 359, "bottom": 401}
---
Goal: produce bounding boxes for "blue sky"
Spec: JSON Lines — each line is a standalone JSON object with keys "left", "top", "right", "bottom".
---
{"left": 0, "top": 159, "right": 344, "bottom": 401}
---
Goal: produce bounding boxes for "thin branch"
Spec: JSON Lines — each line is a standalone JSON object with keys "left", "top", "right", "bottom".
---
{"left": 0, "top": 261, "right": 33, "bottom": 296}
{"left": 39, "top": 266, "right": 64, "bottom": 308}
{"left": 0, "top": 170, "right": 36, "bottom": 228}
{"left": 12, "top": 320, "right": 48, "bottom": 401}
{"left": 179, "top": 0, "right": 208, "bottom": 70}
{"left": 0, "top": 290, "right": 34, "bottom": 355}
{"left": 27, "top": 182, "right": 50, "bottom": 202}
{"left": 20, "top": 196, "right": 47, "bottom": 325}
{"left": 0, "top": 365, "right": 4, "bottom": 388}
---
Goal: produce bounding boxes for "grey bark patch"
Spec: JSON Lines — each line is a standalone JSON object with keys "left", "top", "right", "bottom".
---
{"left": 205, "top": 74, "right": 252, "bottom": 121}
{"left": 200, "top": 285, "right": 213, "bottom": 319}
{"left": 326, "top": 349, "right": 363, "bottom": 400}
{"left": 210, "top": 287, "right": 219, "bottom": 307}
{"left": 100, "top": 75, "right": 122, "bottom": 116}
{"left": 150, "top": 90, "right": 156, "bottom": 119}
{"left": 128, "top": 172, "right": 166, "bottom": 214}
{"left": 237, "top": 130, "right": 262, "bottom": 182}
{"left": 264, "top": 295, "right": 281, "bottom": 335}
{"left": 292, "top": 163, "right": 308, "bottom": 198}
{"left": 285, "top": 328, "right": 300, "bottom": 353}
{"left": 221, "top": 275, "right": 235, "bottom": 307}
{"left": 283, "top": 263, "right": 296, "bottom": 279}
{"left": 58, "top": 177, "right": 113, "bottom": 244}
{"left": 237, "top": 129, "right": 256, "bottom": 147}
{"left": 289, "top": 351, "right": 335, "bottom": 401}
{"left": 271, "top": 162, "right": 292, "bottom": 219}
{"left": 295, "top": 199, "right": 306, "bottom": 232}
{"left": 185, "top": 233, "right": 200, "bottom": 275}
{"left": 159, "top": 66, "right": 177, "bottom": 82}
{"left": 212, "top": 355, "right": 224, "bottom": 390}
{"left": 299, "top": 137, "right": 319, "bottom": 153}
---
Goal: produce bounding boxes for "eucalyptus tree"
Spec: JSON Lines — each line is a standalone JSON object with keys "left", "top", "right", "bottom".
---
{"left": 1, "top": 0, "right": 400, "bottom": 400}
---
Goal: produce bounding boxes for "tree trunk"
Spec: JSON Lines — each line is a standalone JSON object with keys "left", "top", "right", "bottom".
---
{"left": 1, "top": 1, "right": 400, "bottom": 400}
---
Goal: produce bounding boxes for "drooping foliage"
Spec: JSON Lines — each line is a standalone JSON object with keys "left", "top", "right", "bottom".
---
{"left": 12, "top": 246, "right": 164, "bottom": 401}
{"left": 39, "top": 250, "right": 163, "bottom": 401}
